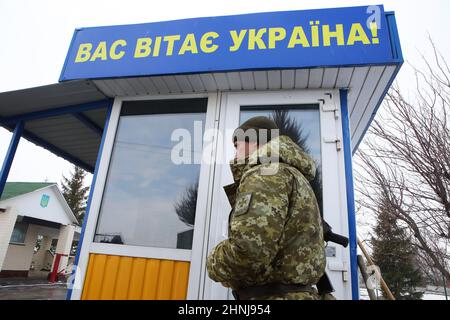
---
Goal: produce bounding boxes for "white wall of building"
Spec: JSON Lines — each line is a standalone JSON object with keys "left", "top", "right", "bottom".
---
{"left": 0, "top": 186, "right": 77, "bottom": 226}
{"left": 54, "top": 225, "right": 75, "bottom": 273}
{"left": 32, "top": 235, "right": 53, "bottom": 271}
{"left": 0, "top": 185, "right": 79, "bottom": 275}
{"left": 2, "top": 224, "right": 39, "bottom": 271}
{"left": 0, "top": 206, "right": 19, "bottom": 271}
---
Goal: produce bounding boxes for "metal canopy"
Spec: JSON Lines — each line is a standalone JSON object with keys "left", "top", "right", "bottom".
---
{"left": 0, "top": 64, "right": 399, "bottom": 171}
{"left": 92, "top": 65, "right": 400, "bottom": 151}
{"left": 0, "top": 80, "right": 111, "bottom": 172}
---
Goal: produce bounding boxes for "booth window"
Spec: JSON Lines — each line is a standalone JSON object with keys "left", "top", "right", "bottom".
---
{"left": 94, "top": 99, "right": 207, "bottom": 250}
{"left": 240, "top": 105, "right": 323, "bottom": 213}
{"left": 10, "top": 218, "right": 29, "bottom": 244}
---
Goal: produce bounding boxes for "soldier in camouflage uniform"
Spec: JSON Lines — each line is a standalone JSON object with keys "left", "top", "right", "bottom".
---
{"left": 207, "top": 116, "right": 326, "bottom": 300}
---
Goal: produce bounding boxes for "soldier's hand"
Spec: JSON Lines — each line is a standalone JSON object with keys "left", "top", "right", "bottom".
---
{"left": 222, "top": 282, "right": 232, "bottom": 288}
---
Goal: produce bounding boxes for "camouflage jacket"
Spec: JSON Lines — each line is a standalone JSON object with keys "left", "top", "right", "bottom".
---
{"left": 206, "top": 135, "right": 326, "bottom": 294}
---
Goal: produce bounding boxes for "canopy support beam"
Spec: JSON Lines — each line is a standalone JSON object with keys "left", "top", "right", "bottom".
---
{"left": 0, "top": 99, "right": 112, "bottom": 125}
{"left": 0, "top": 121, "right": 24, "bottom": 198}
{"left": 72, "top": 112, "right": 103, "bottom": 136}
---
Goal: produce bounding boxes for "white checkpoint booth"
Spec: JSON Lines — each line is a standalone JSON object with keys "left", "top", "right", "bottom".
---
{"left": 0, "top": 5, "right": 403, "bottom": 300}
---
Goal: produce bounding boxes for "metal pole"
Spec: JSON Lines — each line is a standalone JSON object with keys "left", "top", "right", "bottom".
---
{"left": 340, "top": 89, "right": 359, "bottom": 300}
{"left": 443, "top": 273, "right": 448, "bottom": 301}
{"left": 357, "top": 254, "right": 377, "bottom": 300}
{"left": 357, "top": 239, "right": 396, "bottom": 300}
{"left": 0, "top": 121, "right": 24, "bottom": 197}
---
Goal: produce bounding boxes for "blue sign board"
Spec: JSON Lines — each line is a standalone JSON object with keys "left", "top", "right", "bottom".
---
{"left": 60, "top": 5, "right": 399, "bottom": 81}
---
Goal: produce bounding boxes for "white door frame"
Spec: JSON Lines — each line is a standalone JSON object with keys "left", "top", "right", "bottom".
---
{"left": 70, "top": 92, "right": 219, "bottom": 300}
{"left": 202, "top": 89, "right": 352, "bottom": 300}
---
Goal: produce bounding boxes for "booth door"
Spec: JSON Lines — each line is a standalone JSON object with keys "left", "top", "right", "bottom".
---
{"left": 80, "top": 96, "right": 217, "bottom": 300}
{"left": 204, "top": 91, "right": 352, "bottom": 300}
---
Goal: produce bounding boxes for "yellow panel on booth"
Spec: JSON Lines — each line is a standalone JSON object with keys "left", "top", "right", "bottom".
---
{"left": 81, "top": 254, "right": 190, "bottom": 300}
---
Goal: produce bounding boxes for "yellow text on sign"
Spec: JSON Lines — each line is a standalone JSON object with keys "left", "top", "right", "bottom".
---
{"left": 73, "top": 22, "right": 380, "bottom": 63}
{"left": 75, "top": 40, "right": 127, "bottom": 63}
{"left": 133, "top": 32, "right": 219, "bottom": 58}
{"left": 228, "top": 22, "right": 379, "bottom": 51}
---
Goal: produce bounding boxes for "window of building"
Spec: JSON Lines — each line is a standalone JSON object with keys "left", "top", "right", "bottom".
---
{"left": 10, "top": 218, "right": 29, "bottom": 244}
{"left": 240, "top": 105, "right": 322, "bottom": 212}
{"left": 94, "top": 98, "right": 207, "bottom": 250}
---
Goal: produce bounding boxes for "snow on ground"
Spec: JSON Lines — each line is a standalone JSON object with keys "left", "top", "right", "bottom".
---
{"left": 360, "top": 288, "right": 448, "bottom": 300}
{"left": 422, "top": 293, "right": 448, "bottom": 300}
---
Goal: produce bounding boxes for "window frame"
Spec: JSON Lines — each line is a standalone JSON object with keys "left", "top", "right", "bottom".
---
{"left": 71, "top": 93, "right": 220, "bottom": 300}
{"left": 9, "top": 218, "right": 29, "bottom": 245}
{"left": 203, "top": 90, "right": 352, "bottom": 300}
{"left": 92, "top": 99, "right": 209, "bottom": 250}
{"left": 71, "top": 89, "right": 352, "bottom": 300}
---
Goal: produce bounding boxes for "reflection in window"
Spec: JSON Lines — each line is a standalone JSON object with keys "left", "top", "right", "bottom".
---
{"left": 10, "top": 218, "right": 28, "bottom": 244}
{"left": 95, "top": 99, "right": 207, "bottom": 249}
{"left": 240, "top": 105, "right": 323, "bottom": 214}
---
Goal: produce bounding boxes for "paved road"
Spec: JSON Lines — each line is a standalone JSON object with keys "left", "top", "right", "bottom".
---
{"left": 0, "top": 278, "right": 67, "bottom": 300}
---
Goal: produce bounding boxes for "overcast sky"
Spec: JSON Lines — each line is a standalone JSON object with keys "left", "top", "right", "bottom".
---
{"left": 0, "top": 0, "right": 449, "bottom": 187}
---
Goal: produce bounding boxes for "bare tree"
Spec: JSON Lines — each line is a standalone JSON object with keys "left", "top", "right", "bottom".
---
{"left": 354, "top": 38, "right": 450, "bottom": 282}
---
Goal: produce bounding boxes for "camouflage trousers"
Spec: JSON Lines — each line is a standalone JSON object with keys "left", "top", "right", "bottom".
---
{"left": 249, "top": 291, "right": 320, "bottom": 300}
{"left": 249, "top": 291, "right": 336, "bottom": 300}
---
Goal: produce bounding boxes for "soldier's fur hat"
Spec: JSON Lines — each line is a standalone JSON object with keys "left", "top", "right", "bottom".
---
{"left": 232, "top": 116, "right": 279, "bottom": 145}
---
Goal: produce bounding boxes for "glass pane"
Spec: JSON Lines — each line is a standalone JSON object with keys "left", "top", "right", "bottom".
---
{"left": 240, "top": 105, "right": 323, "bottom": 213}
{"left": 95, "top": 99, "right": 207, "bottom": 249}
{"left": 10, "top": 220, "right": 28, "bottom": 244}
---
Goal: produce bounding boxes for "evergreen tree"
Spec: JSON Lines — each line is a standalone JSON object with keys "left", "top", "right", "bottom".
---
{"left": 270, "top": 110, "right": 323, "bottom": 215}
{"left": 174, "top": 181, "right": 198, "bottom": 227}
{"left": 371, "top": 199, "right": 425, "bottom": 300}
{"left": 61, "top": 166, "right": 90, "bottom": 225}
